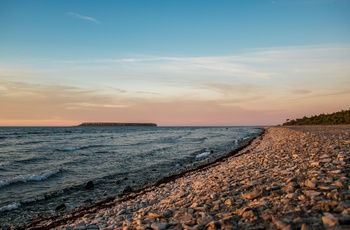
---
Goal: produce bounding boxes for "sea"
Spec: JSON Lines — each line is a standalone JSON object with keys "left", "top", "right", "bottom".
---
{"left": 0, "top": 126, "right": 261, "bottom": 227}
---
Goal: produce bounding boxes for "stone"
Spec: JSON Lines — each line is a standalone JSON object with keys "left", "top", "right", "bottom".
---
{"left": 162, "top": 209, "right": 173, "bottom": 218}
{"left": 304, "top": 190, "right": 321, "bottom": 197}
{"left": 242, "top": 190, "right": 261, "bottom": 200}
{"left": 339, "top": 215, "right": 350, "bottom": 225}
{"left": 151, "top": 223, "right": 168, "bottom": 230}
{"left": 322, "top": 213, "right": 338, "bottom": 227}
{"left": 242, "top": 210, "right": 255, "bottom": 219}
{"left": 286, "top": 193, "right": 297, "bottom": 199}
{"left": 55, "top": 203, "right": 66, "bottom": 211}
{"left": 320, "top": 154, "right": 331, "bottom": 159}
{"left": 149, "top": 212, "right": 164, "bottom": 218}
{"left": 123, "top": 186, "right": 133, "bottom": 194}
{"left": 304, "top": 179, "right": 316, "bottom": 189}
{"left": 197, "top": 216, "right": 214, "bottom": 225}
{"left": 206, "top": 221, "right": 221, "bottom": 230}
{"left": 85, "top": 181, "right": 94, "bottom": 189}
{"left": 224, "top": 199, "right": 233, "bottom": 206}
{"left": 283, "top": 182, "right": 299, "bottom": 193}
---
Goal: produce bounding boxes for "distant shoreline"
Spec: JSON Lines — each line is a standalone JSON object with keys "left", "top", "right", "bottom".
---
{"left": 78, "top": 122, "right": 157, "bottom": 127}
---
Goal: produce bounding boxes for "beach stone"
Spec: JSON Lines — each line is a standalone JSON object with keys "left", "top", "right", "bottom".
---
{"left": 304, "top": 190, "right": 321, "bottom": 197}
{"left": 242, "top": 210, "right": 255, "bottom": 219}
{"left": 224, "top": 199, "right": 233, "bottom": 206}
{"left": 55, "top": 203, "right": 66, "bottom": 211}
{"left": 242, "top": 190, "right": 261, "bottom": 200}
{"left": 197, "top": 215, "right": 214, "bottom": 225}
{"left": 305, "top": 179, "right": 316, "bottom": 189}
{"left": 151, "top": 222, "right": 168, "bottom": 230}
{"left": 123, "top": 186, "right": 133, "bottom": 194}
{"left": 339, "top": 215, "right": 350, "bottom": 225}
{"left": 322, "top": 213, "right": 338, "bottom": 227}
{"left": 85, "top": 181, "right": 94, "bottom": 189}
{"left": 206, "top": 221, "right": 221, "bottom": 230}
{"left": 149, "top": 212, "right": 164, "bottom": 218}
{"left": 285, "top": 193, "right": 298, "bottom": 199}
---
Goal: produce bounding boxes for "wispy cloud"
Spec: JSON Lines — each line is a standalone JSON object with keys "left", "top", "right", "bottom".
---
{"left": 67, "top": 12, "right": 100, "bottom": 24}
{"left": 2, "top": 44, "right": 349, "bottom": 125}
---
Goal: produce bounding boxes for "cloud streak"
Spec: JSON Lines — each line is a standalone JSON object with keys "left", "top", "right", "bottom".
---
{"left": 1, "top": 44, "right": 349, "bottom": 125}
{"left": 67, "top": 12, "right": 100, "bottom": 24}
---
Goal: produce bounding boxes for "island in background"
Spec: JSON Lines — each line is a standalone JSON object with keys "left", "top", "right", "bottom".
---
{"left": 78, "top": 122, "right": 157, "bottom": 127}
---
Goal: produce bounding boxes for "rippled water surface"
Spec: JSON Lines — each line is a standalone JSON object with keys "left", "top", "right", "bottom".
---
{"left": 0, "top": 126, "right": 261, "bottom": 218}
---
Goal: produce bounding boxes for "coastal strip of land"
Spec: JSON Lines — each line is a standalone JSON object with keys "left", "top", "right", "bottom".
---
{"left": 28, "top": 126, "right": 350, "bottom": 230}
{"left": 78, "top": 123, "right": 157, "bottom": 127}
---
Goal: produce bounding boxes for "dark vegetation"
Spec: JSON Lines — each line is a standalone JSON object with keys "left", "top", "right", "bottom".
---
{"left": 283, "top": 109, "right": 350, "bottom": 126}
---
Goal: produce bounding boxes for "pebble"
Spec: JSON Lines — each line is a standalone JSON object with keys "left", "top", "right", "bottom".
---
{"left": 21, "top": 126, "right": 350, "bottom": 230}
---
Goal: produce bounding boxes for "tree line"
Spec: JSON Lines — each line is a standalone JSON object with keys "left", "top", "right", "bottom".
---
{"left": 283, "top": 109, "right": 350, "bottom": 126}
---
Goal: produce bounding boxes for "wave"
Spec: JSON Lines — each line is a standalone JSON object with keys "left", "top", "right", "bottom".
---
{"left": 195, "top": 150, "right": 213, "bottom": 159}
{"left": 15, "top": 156, "right": 48, "bottom": 163}
{"left": 57, "top": 144, "right": 103, "bottom": 152}
{"left": 0, "top": 169, "right": 61, "bottom": 188}
{"left": 0, "top": 202, "right": 21, "bottom": 213}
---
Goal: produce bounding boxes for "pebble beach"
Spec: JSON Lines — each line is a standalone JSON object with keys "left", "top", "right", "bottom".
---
{"left": 24, "top": 126, "right": 350, "bottom": 230}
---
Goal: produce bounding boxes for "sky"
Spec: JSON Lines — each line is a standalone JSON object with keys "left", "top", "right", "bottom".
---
{"left": 1, "top": 0, "right": 350, "bottom": 126}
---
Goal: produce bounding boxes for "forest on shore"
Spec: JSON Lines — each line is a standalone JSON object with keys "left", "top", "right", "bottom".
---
{"left": 282, "top": 109, "right": 350, "bottom": 126}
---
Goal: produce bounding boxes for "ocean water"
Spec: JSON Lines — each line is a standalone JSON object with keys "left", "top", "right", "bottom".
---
{"left": 0, "top": 126, "right": 261, "bottom": 226}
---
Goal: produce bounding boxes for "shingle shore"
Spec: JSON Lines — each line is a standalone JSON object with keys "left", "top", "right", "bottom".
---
{"left": 31, "top": 126, "right": 350, "bottom": 229}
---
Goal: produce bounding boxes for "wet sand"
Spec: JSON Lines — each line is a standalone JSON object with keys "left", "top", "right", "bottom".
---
{"left": 26, "top": 126, "right": 350, "bottom": 229}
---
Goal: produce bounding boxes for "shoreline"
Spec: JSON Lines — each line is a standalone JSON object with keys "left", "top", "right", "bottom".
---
{"left": 23, "top": 129, "right": 264, "bottom": 230}
{"left": 11, "top": 126, "right": 350, "bottom": 229}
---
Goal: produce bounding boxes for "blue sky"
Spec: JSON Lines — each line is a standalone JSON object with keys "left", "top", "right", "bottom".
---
{"left": 1, "top": 0, "right": 350, "bottom": 126}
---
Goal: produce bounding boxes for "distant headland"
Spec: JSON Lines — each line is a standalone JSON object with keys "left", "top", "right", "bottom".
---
{"left": 78, "top": 122, "right": 157, "bottom": 127}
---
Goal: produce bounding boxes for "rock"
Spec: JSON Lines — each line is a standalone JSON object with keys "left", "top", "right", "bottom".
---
{"left": 162, "top": 209, "right": 173, "bottom": 218}
{"left": 197, "top": 215, "right": 214, "bottom": 225}
{"left": 339, "top": 215, "right": 350, "bottom": 225}
{"left": 206, "top": 221, "right": 221, "bottom": 230}
{"left": 242, "top": 190, "right": 261, "bottom": 200}
{"left": 123, "top": 186, "right": 133, "bottom": 194}
{"left": 149, "top": 212, "right": 164, "bottom": 218}
{"left": 304, "top": 179, "right": 316, "bottom": 189}
{"left": 322, "top": 213, "right": 338, "bottom": 227}
{"left": 300, "top": 223, "right": 310, "bottom": 230}
{"left": 320, "top": 154, "right": 331, "bottom": 159}
{"left": 285, "top": 193, "right": 297, "bottom": 199}
{"left": 224, "top": 199, "right": 233, "bottom": 206}
{"left": 151, "top": 222, "right": 168, "bottom": 230}
{"left": 55, "top": 203, "right": 66, "bottom": 211}
{"left": 304, "top": 190, "right": 321, "bottom": 197}
{"left": 283, "top": 182, "right": 299, "bottom": 193}
{"left": 242, "top": 210, "right": 255, "bottom": 219}
{"left": 85, "top": 181, "right": 94, "bottom": 189}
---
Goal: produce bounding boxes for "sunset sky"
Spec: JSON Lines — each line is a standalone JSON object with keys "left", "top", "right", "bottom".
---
{"left": 1, "top": 0, "right": 350, "bottom": 126}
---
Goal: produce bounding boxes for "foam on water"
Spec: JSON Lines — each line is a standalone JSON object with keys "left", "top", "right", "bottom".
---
{"left": 0, "top": 202, "right": 21, "bottom": 213}
{"left": 0, "top": 169, "right": 61, "bottom": 188}
{"left": 195, "top": 151, "right": 211, "bottom": 159}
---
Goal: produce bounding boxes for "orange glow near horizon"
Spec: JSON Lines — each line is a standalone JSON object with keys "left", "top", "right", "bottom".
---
{"left": 1, "top": 46, "right": 350, "bottom": 126}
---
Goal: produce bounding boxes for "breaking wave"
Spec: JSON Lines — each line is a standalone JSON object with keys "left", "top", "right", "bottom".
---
{"left": 0, "top": 169, "right": 61, "bottom": 188}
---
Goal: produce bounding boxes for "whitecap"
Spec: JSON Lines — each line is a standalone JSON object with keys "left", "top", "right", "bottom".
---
{"left": 0, "top": 169, "right": 61, "bottom": 188}
{"left": 195, "top": 151, "right": 211, "bottom": 159}
{"left": 60, "top": 147, "right": 81, "bottom": 151}
{"left": 0, "top": 202, "right": 21, "bottom": 212}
